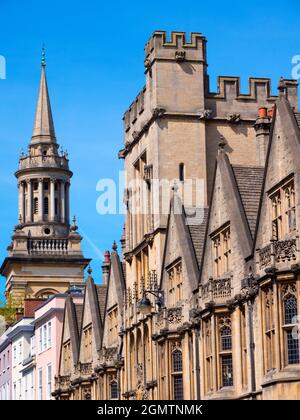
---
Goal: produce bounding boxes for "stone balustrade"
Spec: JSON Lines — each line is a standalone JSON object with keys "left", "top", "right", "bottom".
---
{"left": 258, "top": 238, "right": 297, "bottom": 268}
{"left": 27, "top": 238, "right": 69, "bottom": 255}
{"left": 19, "top": 155, "right": 69, "bottom": 171}
{"left": 200, "top": 277, "right": 232, "bottom": 304}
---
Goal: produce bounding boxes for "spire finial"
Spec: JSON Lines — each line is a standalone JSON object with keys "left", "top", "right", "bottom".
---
{"left": 218, "top": 135, "right": 227, "bottom": 151}
{"left": 70, "top": 215, "right": 78, "bottom": 232}
{"left": 41, "top": 45, "right": 46, "bottom": 67}
{"left": 112, "top": 240, "right": 117, "bottom": 252}
{"left": 87, "top": 265, "right": 92, "bottom": 275}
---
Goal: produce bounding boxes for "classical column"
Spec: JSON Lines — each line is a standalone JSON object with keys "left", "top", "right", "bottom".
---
{"left": 60, "top": 180, "right": 65, "bottom": 223}
{"left": 50, "top": 178, "right": 56, "bottom": 222}
{"left": 26, "top": 179, "right": 32, "bottom": 223}
{"left": 38, "top": 178, "right": 44, "bottom": 221}
{"left": 18, "top": 181, "right": 25, "bottom": 223}
{"left": 65, "top": 181, "right": 70, "bottom": 224}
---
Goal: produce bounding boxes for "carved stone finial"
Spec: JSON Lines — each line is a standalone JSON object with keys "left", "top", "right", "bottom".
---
{"left": 278, "top": 76, "right": 285, "bottom": 95}
{"left": 218, "top": 135, "right": 227, "bottom": 150}
{"left": 41, "top": 45, "right": 46, "bottom": 67}
{"left": 112, "top": 240, "right": 117, "bottom": 252}
{"left": 70, "top": 215, "right": 78, "bottom": 232}
{"left": 20, "top": 148, "right": 24, "bottom": 159}
{"left": 87, "top": 265, "right": 92, "bottom": 275}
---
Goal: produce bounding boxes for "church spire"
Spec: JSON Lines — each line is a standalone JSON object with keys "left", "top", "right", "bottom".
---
{"left": 31, "top": 48, "right": 56, "bottom": 144}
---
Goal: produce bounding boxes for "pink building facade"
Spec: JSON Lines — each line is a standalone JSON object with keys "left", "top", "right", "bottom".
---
{"left": 34, "top": 293, "right": 83, "bottom": 400}
{"left": 0, "top": 327, "right": 12, "bottom": 400}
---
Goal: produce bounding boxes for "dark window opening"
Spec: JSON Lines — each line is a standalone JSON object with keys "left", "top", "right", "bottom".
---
{"left": 179, "top": 163, "right": 185, "bottom": 182}
{"left": 110, "top": 381, "right": 118, "bottom": 399}
{"left": 44, "top": 197, "right": 49, "bottom": 215}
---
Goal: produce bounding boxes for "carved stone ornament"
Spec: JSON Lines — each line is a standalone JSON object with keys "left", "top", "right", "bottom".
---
{"left": 175, "top": 50, "right": 186, "bottom": 62}
{"left": 152, "top": 107, "right": 166, "bottom": 119}
{"left": 167, "top": 306, "right": 183, "bottom": 324}
{"left": 227, "top": 113, "right": 241, "bottom": 123}
{"left": 198, "top": 109, "right": 213, "bottom": 120}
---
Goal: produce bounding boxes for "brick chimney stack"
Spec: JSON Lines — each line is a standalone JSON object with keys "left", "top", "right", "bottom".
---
{"left": 254, "top": 107, "right": 272, "bottom": 166}
{"left": 101, "top": 250, "right": 111, "bottom": 285}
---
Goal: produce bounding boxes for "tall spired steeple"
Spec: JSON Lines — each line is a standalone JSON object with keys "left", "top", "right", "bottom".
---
{"left": 31, "top": 49, "right": 56, "bottom": 144}
{"left": 0, "top": 52, "right": 90, "bottom": 304}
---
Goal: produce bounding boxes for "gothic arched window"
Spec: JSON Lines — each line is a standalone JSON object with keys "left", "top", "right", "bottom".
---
{"left": 283, "top": 291, "right": 299, "bottom": 365}
{"left": 284, "top": 294, "right": 298, "bottom": 325}
{"left": 171, "top": 347, "right": 183, "bottom": 400}
{"left": 110, "top": 380, "right": 118, "bottom": 400}
{"left": 218, "top": 317, "right": 233, "bottom": 388}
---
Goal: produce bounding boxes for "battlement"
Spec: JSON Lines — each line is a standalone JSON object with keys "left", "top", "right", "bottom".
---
{"left": 206, "top": 76, "right": 297, "bottom": 104}
{"left": 123, "top": 86, "right": 146, "bottom": 132}
{"left": 144, "top": 31, "right": 207, "bottom": 69}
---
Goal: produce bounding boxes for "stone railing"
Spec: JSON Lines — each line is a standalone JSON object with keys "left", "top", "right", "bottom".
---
{"left": 55, "top": 375, "right": 70, "bottom": 389}
{"left": 80, "top": 362, "right": 93, "bottom": 376}
{"left": 200, "top": 277, "right": 232, "bottom": 304}
{"left": 19, "top": 155, "right": 69, "bottom": 171}
{"left": 28, "top": 238, "right": 69, "bottom": 255}
{"left": 258, "top": 239, "right": 297, "bottom": 268}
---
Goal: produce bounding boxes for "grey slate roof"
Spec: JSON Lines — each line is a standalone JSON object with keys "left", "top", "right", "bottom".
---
{"left": 96, "top": 285, "right": 107, "bottom": 321}
{"left": 186, "top": 207, "right": 209, "bottom": 268}
{"left": 74, "top": 303, "right": 83, "bottom": 333}
{"left": 293, "top": 111, "right": 300, "bottom": 129}
{"left": 232, "top": 165, "right": 264, "bottom": 237}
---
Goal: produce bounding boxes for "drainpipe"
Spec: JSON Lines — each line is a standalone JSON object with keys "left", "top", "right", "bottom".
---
{"left": 194, "top": 328, "right": 201, "bottom": 400}
{"left": 247, "top": 298, "right": 256, "bottom": 399}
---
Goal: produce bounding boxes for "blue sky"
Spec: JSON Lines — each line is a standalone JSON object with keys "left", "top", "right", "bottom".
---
{"left": 0, "top": 0, "right": 299, "bottom": 298}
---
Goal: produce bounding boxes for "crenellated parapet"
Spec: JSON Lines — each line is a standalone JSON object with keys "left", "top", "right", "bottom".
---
{"left": 123, "top": 86, "right": 146, "bottom": 133}
{"left": 144, "top": 31, "right": 207, "bottom": 71}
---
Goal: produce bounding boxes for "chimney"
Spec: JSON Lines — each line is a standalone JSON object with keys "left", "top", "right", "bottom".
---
{"left": 254, "top": 107, "right": 271, "bottom": 166}
{"left": 101, "top": 250, "right": 111, "bottom": 285}
{"left": 24, "top": 298, "right": 45, "bottom": 317}
{"left": 15, "top": 307, "right": 24, "bottom": 322}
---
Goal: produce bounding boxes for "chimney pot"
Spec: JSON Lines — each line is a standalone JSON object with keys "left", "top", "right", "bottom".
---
{"left": 258, "top": 107, "right": 268, "bottom": 118}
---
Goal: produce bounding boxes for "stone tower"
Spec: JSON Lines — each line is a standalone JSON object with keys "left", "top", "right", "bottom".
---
{"left": 1, "top": 52, "right": 90, "bottom": 303}
{"left": 119, "top": 31, "right": 298, "bottom": 360}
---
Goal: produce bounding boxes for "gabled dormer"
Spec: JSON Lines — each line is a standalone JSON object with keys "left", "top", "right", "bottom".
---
{"left": 160, "top": 192, "right": 208, "bottom": 319}
{"left": 254, "top": 94, "right": 300, "bottom": 276}
{"left": 77, "top": 270, "right": 106, "bottom": 372}
{"left": 200, "top": 143, "right": 264, "bottom": 303}
{"left": 101, "top": 244, "right": 125, "bottom": 355}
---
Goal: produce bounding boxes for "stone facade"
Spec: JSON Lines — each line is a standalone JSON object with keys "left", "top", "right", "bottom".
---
{"left": 54, "top": 31, "right": 300, "bottom": 400}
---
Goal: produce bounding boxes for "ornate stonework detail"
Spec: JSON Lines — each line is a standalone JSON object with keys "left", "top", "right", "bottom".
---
{"left": 102, "top": 346, "right": 118, "bottom": 362}
{"left": 281, "top": 282, "right": 297, "bottom": 298}
{"left": 259, "top": 239, "right": 297, "bottom": 268}
{"left": 134, "top": 363, "right": 149, "bottom": 400}
{"left": 152, "top": 107, "right": 166, "bottom": 119}
{"left": 259, "top": 243, "right": 272, "bottom": 268}
{"left": 167, "top": 306, "right": 182, "bottom": 324}
{"left": 218, "top": 315, "right": 231, "bottom": 330}
{"left": 175, "top": 50, "right": 186, "bottom": 62}
{"left": 200, "top": 277, "right": 232, "bottom": 303}
{"left": 227, "top": 113, "right": 241, "bottom": 123}
{"left": 275, "top": 239, "right": 297, "bottom": 263}
{"left": 198, "top": 109, "right": 212, "bottom": 120}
